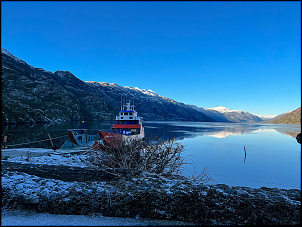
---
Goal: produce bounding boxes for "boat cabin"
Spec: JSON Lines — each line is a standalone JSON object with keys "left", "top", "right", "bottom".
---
{"left": 112, "top": 102, "right": 143, "bottom": 136}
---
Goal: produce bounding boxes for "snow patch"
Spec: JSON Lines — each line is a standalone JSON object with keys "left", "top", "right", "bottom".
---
{"left": 254, "top": 114, "right": 277, "bottom": 120}
{"left": 207, "top": 106, "right": 245, "bottom": 113}
{"left": 124, "top": 86, "right": 160, "bottom": 97}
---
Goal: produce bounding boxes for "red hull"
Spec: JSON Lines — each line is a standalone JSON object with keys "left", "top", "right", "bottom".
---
{"left": 98, "top": 131, "right": 122, "bottom": 148}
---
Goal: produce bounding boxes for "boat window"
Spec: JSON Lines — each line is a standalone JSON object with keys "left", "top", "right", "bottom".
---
{"left": 124, "top": 112, "right": 128, "bottom": 115}
{"left": 129, "top": 117, "right": 133, "bottom": 119}
{"left": 129, "top": 113, "right": 132, "bottom": 115}
{"left": 121, "top": 117, "right": 123, "bottom": 119}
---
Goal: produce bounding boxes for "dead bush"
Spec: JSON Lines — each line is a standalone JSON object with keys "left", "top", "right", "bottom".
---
{"left": 85, "top": 136, "right": 189, "bottom": 176}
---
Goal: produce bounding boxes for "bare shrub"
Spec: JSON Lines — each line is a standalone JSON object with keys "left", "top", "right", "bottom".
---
{"left": 85, "top": 136, "right": 189, "bottom": 176}
{"left": 190, "top": 166, "right": 213, "bottom": 184}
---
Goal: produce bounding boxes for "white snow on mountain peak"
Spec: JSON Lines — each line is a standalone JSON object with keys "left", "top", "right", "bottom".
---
{"left": 124, "top": 86, "right": 160, "bottom": 97}
{"left": 208, "top": 106, "right": 243, "bottom": 113}
{"left": 85, "top": 81, "right": 162, "bottom": 98}
{"left": 92, "top": 82, "right": 119, "bottom": 87}
{"left": 254, "top": 114, "right": 277, "bottom": 120}
{"left": 207, "top": 106, "right": 277, "bottom": 120}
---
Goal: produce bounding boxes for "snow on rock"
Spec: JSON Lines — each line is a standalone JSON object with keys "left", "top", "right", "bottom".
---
{"left": 208, "top": 106, "right": 245, "bottom": 113}
{"left": 1, "top": 151, "right": 301, "bottom": 225}
{"left": 124, "top": 87, "right": 161, "bottom": 97}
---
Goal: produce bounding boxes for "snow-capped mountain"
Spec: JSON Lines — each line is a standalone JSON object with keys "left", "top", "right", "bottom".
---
{"left": 253, "top": 114, "right": 277, "bottom": 121}
{"left": 208, "top": 106, "right": 250, "bottom": 114}
{"left": 207, "top": 107, "right": 276, "bottom": 121}
{"left": 189, "top": 105, "right": 264, "bottom": 123}
{"left": 124, "top": 87, "right": 160, "bottom": 97}
{"left": 1, "top": 48, "right": 214, "bottom": 124}
{"left": 208, "top": 106, "right": 238, "bottom": 113}
{"left": 208, "top": 107, "right": 277, "bottom": 121}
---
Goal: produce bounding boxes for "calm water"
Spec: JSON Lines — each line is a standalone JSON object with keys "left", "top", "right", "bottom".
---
{"left": 2, "top": 121, "right": 301, "bottom": 189}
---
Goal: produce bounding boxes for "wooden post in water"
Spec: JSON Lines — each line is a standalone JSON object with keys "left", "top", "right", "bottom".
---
{"left": 244, "top": 146, "right": 247, "bottom": 163}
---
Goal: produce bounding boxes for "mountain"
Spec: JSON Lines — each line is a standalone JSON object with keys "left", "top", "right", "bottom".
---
{"left": 267, "top": 107, "right": 301, "bottom": 124}
{"left": 253, "top": 114, "right": 277, "bottom": 121}
{"left": 1, "top": 48, "right": 215, "bottom": 124}
{"left": 261, "top": 111, "right": 291, "bottom": 123}
{"left": 189, "top": 105, "right": 264, "bottom": 123}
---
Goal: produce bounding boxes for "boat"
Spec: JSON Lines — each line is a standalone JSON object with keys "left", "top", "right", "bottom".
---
{"left": 98, "top": 99, "right": 145, "bottom": 148}
{"left": 61, "top": 99, "right": 144, "bottom": 150}
{"left": 60, "top": 129, "right": 102, "bottom": 150}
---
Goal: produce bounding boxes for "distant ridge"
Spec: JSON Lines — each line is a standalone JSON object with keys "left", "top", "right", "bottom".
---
{"left": 1, "top": 48, "right": 214, "bottom": 124}
{"left": 2, "top": 48, "right": 294, "bottom": 125}
{"left": 267, "top": 107, "right": 301, "bottom": 124}
{"left": 253, "top": 114, "right": 277, "bottom": 121}
{"left": 189, "top": 105, "right": 264, "bottom": 123}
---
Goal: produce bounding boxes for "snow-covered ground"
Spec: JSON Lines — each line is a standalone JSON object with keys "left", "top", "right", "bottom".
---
{"left": 1, "top": 209, "right": 194, "bottom": 226}
{"left": 2, "top": 148, "right": 300, "bottom": 225}
{"left": 1, "top": 148, "right": 91, "bottom": 167}
{"left": 1, "top": 148, "right": 196, "bottom": 226}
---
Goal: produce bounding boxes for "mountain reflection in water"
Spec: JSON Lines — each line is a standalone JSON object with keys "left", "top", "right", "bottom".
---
{"left": 2, "top": 121, "right": 300, "bottom": 189}
{"left": 144, "top": 121, "right": 301, "bottom": 141}
{"left": 144, "top": 122, "right": 301, "bottom": 189}
{"left": 2, "top": 121, "right": 300, "bottom": 148}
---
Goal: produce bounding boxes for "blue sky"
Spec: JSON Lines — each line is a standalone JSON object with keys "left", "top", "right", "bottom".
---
{"left": 1, "top": 1, "right": 301, "bottom": 116}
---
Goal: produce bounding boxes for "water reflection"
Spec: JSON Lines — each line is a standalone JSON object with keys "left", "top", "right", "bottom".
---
{"left": 144, "top": 121, "right": 301, "bottom": 141}
{"left": 144, "top": 122, "right": 300, "bottom": 189}
{"left": 2, "top": 121, "right": 301, "bottom": 149}
{"left": 1, "top": 121, "right": 301, "bottom": 189}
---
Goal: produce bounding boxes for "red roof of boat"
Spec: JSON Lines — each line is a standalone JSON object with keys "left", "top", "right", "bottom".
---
{"left": 112, "top": 124, "right": 141, "bottom": 129}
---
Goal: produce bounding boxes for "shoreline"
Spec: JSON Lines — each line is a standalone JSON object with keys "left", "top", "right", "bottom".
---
{"left": 2, "top": 159, "right": 301, "bottom": 225}
{"left": 1, "top": 146, "right": 301, "bottom": 225}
